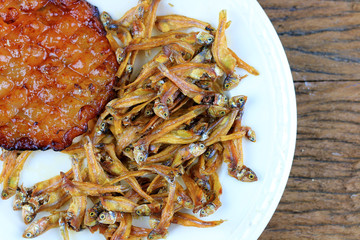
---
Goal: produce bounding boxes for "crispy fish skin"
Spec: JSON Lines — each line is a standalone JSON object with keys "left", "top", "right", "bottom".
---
{"left": 0, "top": 0, "right": 118, "bottom": 151}
{"left": 0, "top": 2, "right": 261, "bottom": 239}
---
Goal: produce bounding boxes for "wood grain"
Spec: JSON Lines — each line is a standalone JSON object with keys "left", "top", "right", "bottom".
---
{"left": 257, "top": 0, "right": 360, "bottom": 239}
{"left": 260, "top": 81, "right": 360, "bottom": 239}
{"left": 258, "top": 0, "right": 360, "bottom": 81}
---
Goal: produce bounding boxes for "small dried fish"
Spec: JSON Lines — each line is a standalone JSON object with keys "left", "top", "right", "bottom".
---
{"left": 66, "top": 157, "right": 86, "bottom": 231}
{"left": 62, "top": 173, "right": 127, "bottom": 196}
{"left": 0, "top": 151, "right": 18, "bottom": 184}
{"left": 147, "top": 182, "right": 176, "bottom": 239}
{"left": 211, "top": 10, "right": 237, "bottom": 75}
{"left": 100, "top": 196, "right": 139, "bottom": 213}
{"left": 111, "top": 213, "right": 132, "bottom": 240}
{"left": 155, "top": 14, "right": 214, "bottom": 32}
{"left": 158, "top": 63, "right": 214, "bottom": 104}
{"left": 171, "top": 212, "right": 223, "bottom": 228}
{"left": 84, "top": 202, "right": 103, "bottom": 227}
{"left": 2, "top": 151, "right": 32, "bottom": 200}
{"left": 23, "top": 211, "right": 62, "bottom": 238}
{"left": 0, "top": 2, "right": 260, "bottom": 240}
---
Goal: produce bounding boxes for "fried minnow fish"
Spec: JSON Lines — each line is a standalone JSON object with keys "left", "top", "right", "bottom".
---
{"left": 0, "top": 0, "right": 118, "bottom": 150}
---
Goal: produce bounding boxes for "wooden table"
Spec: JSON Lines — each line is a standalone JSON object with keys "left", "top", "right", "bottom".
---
{"left": 257, "top": 1, "right": 360, "bottom": 239}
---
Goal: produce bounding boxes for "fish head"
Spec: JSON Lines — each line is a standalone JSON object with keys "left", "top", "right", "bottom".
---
{"left": 196, "top": 32, "right": 215, "bottom": 45}
{"left": 208, "top": 105, "right": 230, "bottom": 118}
{"left": 22, "top": 204, "right": 36, "bottom": 224}
{"left": 84, "top": 207, "right": 101, "bottom": 227}
{"left": 223, "top": 74, "right": 241, "bottom": 91}
{"left": 1, "top": 188, "right": 15, "bottom": 200}
{"left": 135, "top": 204, "right": 151, "bottom": 216}
{"left": 97, "top": 211, "right": 116, "bottom": 224}
{"left": 237, "top": 166, "right": 258, "bottom": 182}
{"left": 100, "top": 11, "right": 112, "bottom": 28}
{"left": 189, "top": 143, "right": 207, "bottom": 157}
{"left": 153, "top": 103, "right": 170, "bottom": 120}
{"left": 230, "top": 95, "right": 247, "bottom": 109}
{"left": 200, "top": 203, "right": 217, "bottom": 217}
{"left": 133, "top": 145, "right": 148, "bottom": 164}
{"left": 246, "top": 129, "right": 256, "bottom": 142}
{"left": 214, "top": 93, "right": 229, "bottom": 107}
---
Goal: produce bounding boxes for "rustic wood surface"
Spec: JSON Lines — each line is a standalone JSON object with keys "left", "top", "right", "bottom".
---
{"left": 257, "top": 0, "right": 360, "bottom": 239}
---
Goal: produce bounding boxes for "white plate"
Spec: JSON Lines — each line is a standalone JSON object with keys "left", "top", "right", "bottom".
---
{"left": 0, "top": 0, "right": 297, "bottom": 239}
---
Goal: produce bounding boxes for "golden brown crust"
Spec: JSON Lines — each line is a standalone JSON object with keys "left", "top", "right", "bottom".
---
{"left": 0, "top": 0, "right": 118, "bottom": 150}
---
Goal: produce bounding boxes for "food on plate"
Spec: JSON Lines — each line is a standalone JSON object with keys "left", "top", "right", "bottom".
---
{"left": 0, "top": 0, "right": 259, "bottom": 239}
{"left": 1, "top": 151, "right": 31, "bottom": 200}
{"left": 0, "top": 0, "right": 118, "bottom": 151}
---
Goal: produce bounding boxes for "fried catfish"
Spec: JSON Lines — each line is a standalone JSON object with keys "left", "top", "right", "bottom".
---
{"left": 0, "top": 0, "right": 118, "bottom": 150}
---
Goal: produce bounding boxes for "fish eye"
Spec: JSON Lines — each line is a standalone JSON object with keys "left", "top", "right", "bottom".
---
{"left": 136, "top": 210, "right": 141, "bottom": 215}
{"left": 25, "top": 233, "right": 32, "bottom": 238}
{"left": 163, "top": 112, "right": 168, "bottom": 117}
{"left": 26, "top": 216, "right": 32, "bottom": 222}
{"left": 166, "top": 99, "right": 171, "bottom": 104}
{"left": 100, "top": 122, "right": 107, "bottom": 130}
{"left": 108, "top": 116, "right": 114, "bottom": 121}
{"left": 125, "top": 147, "right": 131, "bottom": 152}
{"left": 139, "top": 156, "right": 144, "bottom": 161}
{"left": 99, "top": 214, "right": 105, "bottom": 220}
{"left": 205, "top": 151, "right": 210, "bottom": 157}
{"left": 249, "top": 174, "right": 254, "bottom": 179}
{"left": 199, "top": 143, "right": 205, "bottom": 148}
{"left": 89, "top": 211, "right": 96, "bottom": 217}
{"left": 126, "top": 65, "right": 133, "bottom": 72}
{"left": 220, "top": 111, "right": 226, "bottom": 115}
{"left": 117, "top": 56, "right": 124, "bottom": 62}
{"left": 108, "top": 24, "right": 118, "bottom": 31}
{"left": 224, "top": 83, "right": 230, "bottom": 89}
{"left": 2, "top": 192, "right": 8, "bottom": 198}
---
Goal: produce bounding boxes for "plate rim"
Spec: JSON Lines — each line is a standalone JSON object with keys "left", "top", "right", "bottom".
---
{"left": 241, "top": 1, "right": 297, "bottom": 239}
{"left": 0, "top": 0, "right": 297, "bottom": 239}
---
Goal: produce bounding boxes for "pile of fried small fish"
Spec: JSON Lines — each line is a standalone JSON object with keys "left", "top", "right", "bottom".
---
{"left": 0, "top": 0, "right": 259, "bottom": 239}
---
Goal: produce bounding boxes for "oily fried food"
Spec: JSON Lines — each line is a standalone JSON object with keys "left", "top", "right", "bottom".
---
{"left": 0, "top": 1, "right": 260, "bottom": 240}
{"left": 0, "top": 0, "right": 118, "bottom": 151}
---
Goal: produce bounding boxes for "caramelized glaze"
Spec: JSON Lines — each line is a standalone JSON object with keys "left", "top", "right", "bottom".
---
{"left": 0, "top": 0, "right": 118, "bottom": 150}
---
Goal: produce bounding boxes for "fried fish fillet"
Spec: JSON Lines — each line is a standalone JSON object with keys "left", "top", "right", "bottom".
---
{"left": 0, "top": 0, "right": 118, "bottom": 150}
